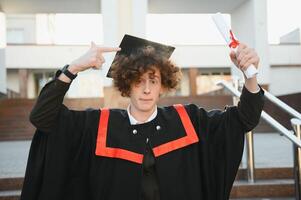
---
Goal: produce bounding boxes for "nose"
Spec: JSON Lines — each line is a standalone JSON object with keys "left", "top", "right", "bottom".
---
{"left": 143, "top": 81, "right": 151, "bottom": 94}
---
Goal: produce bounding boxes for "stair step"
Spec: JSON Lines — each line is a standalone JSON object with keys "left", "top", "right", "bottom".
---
{"left": 236, "top": 167, "right": 293, "bottom": 180}
{"left": 230, "top": 198, "right": 294, "bottom": 200}
{"left": 0, "top": 177, "right": 295, "bottom": 199}
{"left": 0, "top": 190, "right": 21, "bottom": 200}
{"left": 234, "top": 179, "right": 294, "bottom": 186}
{"left": 0, "top": 178, "right": 23, "bottom": 191}
{"left": 0, "top": 133, "right": 33, "bottom": 141}
{"left": 231, "top": 179, "right": 294, "bottom": 198}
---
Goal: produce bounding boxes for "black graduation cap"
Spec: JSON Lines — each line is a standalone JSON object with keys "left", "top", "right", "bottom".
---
{"left": 106, "top": 34, "right": 175, "bottom": 78}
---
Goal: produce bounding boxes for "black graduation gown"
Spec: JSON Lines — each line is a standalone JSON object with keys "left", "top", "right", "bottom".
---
{"left": 21, "top": 78, "right": 264, "bottom": 200}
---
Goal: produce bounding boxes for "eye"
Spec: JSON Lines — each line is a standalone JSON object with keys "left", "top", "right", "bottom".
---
{"left": 150, "top": 79, "right": 157, "bottom": 84}
{"left": 135, "top": 79, "right": 142, "bottom": 86}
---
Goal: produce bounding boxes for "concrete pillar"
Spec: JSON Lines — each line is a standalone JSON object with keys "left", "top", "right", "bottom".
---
{"left": 188, "top": 68, "right": 198, "bottom": 96}
{"left": 101, "top": 0, "right": 147, "bottom": 86}
{"left": 18, "top": 69, "right": 28, "bottom": 98}
{"left": 230, "top": 0, "right": 270, "bottom": 87}
{"left": 101, "top": 0, "right": 147, "bottom": 107}
{"left": 0, "top": 12, "right": 6, "bottom": 95}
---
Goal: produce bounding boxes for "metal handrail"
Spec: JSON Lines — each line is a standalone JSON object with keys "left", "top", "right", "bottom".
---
{"left": 292, "top": 118, "right": 301, "bottom": 200}
{"left": 217, "top": 79, "right": 301, "bottom": 199}
{"left": 264, "top": 89, "right": 301, "bottom": 120}
{"left": 216, "top": 80, "right": 301, "bottom": 147}
{"left": 230, "top": 78, "right": 255, "bottom": 182}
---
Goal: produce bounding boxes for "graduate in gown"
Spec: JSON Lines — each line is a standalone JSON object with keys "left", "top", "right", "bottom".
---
{"left": 20, "top": 35, "right": 264, "bottom": 200}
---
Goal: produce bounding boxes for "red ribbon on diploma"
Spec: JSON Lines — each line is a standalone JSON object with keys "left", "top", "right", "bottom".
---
{"left": 229, "top": 30, "right": 240, "bottom": 48}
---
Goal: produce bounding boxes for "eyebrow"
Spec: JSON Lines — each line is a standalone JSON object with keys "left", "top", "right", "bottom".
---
{"left": 149, "top": 74, "right": 160, "bottom": 79}
{"left": 148, "top": 72, "right": 159, "bottom": 78}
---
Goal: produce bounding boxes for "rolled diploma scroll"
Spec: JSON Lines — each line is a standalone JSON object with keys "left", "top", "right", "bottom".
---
{"left": 212, "top": 12, "right": 258, "bottom": 79}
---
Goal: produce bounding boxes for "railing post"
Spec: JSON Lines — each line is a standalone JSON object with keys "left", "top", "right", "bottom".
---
{"left": 231, "top": 76, "right": 240, "bottom": 106}
{"left": 246, "top": 131, "right": 255, "bottom": 183}
{"left": 291, "top": 118, "right": 301, "bottom": 200}
{"left": 232, "top": 77, "right": 255, "bottom": 183}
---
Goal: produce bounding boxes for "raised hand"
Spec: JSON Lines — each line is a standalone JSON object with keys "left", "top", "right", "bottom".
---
{"left": 69, "top": 41, "right": 121, "bottom": 73}
{"left": 229, "top": 43, "right": 259, "bottom": 73}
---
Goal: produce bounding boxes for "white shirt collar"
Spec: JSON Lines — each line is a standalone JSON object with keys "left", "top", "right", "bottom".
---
{"left": 127, "top": 104, "right": 158, "bottom": 125}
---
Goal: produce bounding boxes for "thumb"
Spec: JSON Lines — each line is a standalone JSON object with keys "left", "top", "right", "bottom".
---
{"left": 229, "top": 50, "right": 236, "bottom": 62}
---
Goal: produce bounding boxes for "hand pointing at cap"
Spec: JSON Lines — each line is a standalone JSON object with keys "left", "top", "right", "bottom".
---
{"left": 59, "top": 42, "right": 120, "bottom": 83}
{"left": 70, "top": 41, "right": 121, "bottom": 72}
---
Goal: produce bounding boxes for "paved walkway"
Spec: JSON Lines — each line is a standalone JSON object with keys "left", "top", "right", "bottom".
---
{"left": 0, "top": 133, "right": 295, "bottom": 178}
{"left": 241, "top": 133, "right": 294, "bottom": 168}
{"left": 0, "top": 141, "right": 31, "bottom": 178}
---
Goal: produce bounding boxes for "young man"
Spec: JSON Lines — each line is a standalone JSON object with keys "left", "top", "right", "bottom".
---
{"left": 21, "top": 35, "right": 264, "bottom": 200}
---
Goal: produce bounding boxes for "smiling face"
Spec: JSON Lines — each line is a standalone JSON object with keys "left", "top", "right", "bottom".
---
{"left": 129, "top": 67, "right": 164, "bottom": 114}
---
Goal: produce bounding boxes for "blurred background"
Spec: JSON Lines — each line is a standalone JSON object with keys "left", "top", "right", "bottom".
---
{"left": 0, "top": 0, "right": 301, "bottom": 199}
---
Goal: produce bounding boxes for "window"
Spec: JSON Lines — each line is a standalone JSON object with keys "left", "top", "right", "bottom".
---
{"left": 147, "top": 14, "right": 230, "bottom": 45}
{"left": 34, "top": 71, "right": 55, "bottom": 96}
{"left": 7, "top": 28, "right": 25, "bottom": 44}
{"left": 197, "top": 68, "right": 231, "bottom": 95}
{"left": 36, "top": 14, "right": 103, "bottom": 45}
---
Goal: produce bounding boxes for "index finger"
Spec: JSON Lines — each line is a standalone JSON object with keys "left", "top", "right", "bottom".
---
{"left": 98, "top": 47, "right": 121, "bottom": 53}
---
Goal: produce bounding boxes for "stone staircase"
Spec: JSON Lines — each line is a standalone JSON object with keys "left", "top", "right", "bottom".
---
{"left": 0, "top": 99, "right": 35, "bottom": 141}
{"left": 0, "top": 178, "right": 22, "bottom": 200}
{"left": 0, "top": 168, "right": 296, "bottom": 200}
{"left": 231, "top": 168, "right": 295, "bottom": 199}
